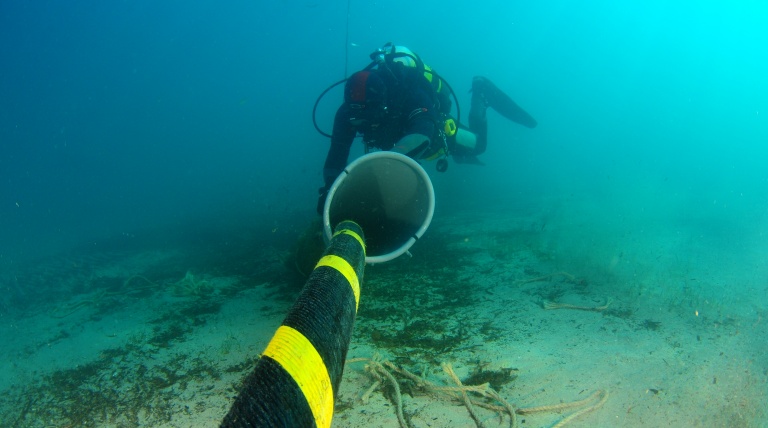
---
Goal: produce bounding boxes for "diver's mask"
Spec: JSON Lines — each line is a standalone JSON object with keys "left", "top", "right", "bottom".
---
{"left": 369, "top": 42, "right": 419, "bottom": 69}
{"left": 369, "top": 42, "right": 394, "bottom": 64}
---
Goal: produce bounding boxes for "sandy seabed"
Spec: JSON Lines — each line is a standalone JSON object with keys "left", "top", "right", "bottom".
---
{"left": 1, "top": 209, "right": 766, "bottom": 427}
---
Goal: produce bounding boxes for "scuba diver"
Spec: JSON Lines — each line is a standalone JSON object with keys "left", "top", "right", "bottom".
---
{"left": 315, "top": 43, "right": 537, "bottom": 214}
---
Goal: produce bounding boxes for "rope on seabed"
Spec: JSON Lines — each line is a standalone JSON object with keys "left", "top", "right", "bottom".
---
{"left": 347, "top": 355, "right": 608, "bottom": 428}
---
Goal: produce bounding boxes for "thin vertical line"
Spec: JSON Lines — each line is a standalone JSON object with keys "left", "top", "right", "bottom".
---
{"left": 344, "top": 0, "right": 351, "bottom": 78}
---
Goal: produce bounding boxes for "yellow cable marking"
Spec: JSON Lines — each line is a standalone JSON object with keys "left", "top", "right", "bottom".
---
{"left": 315, "top": 255, "right": 360, "bottom": 311}
{"left": 263, "top": 326, "right": 334, "bottom": 428}
{"left": 333, "top": 228, "right": 366, "bottom": 254}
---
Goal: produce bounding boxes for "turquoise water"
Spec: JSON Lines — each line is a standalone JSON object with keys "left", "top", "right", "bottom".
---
{"left": 1, "top": 1, "right": 766, "bottom": 426}
{"left": 2, "top": 1, "right": 766, "bottom": 266}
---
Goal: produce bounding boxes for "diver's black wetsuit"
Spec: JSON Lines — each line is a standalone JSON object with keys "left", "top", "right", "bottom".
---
{"left": 321, "top": 69, "right": 438, "bottom": 189}
{"left": 318, "top": 62, "right": 537, "bottom": 215}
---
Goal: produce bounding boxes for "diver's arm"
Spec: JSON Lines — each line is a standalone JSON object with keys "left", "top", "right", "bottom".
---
{"left": 392, "top": 88, "right": 437, "bottom": 157}
{"left": 323, "top": 104, "right": 357, "bottom": 188}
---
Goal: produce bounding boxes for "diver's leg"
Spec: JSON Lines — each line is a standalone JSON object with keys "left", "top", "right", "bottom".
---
{"left": 468, "top": 78, "right": 490, "bottom": 156}
{"left": 451, "top": 127, "right": 484, "bottom": 165}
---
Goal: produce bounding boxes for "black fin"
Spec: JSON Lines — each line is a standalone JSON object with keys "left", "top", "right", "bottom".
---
{"left": 473, "top": 77, "right": 537, "bottom": 128}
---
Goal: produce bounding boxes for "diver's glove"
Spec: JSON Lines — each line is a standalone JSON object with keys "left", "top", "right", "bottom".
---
{"left": 393, "top": 133, "right": 431, "bottom": 158}
{"left": 316, "top": 186, "right": 329, "bottom": 216}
